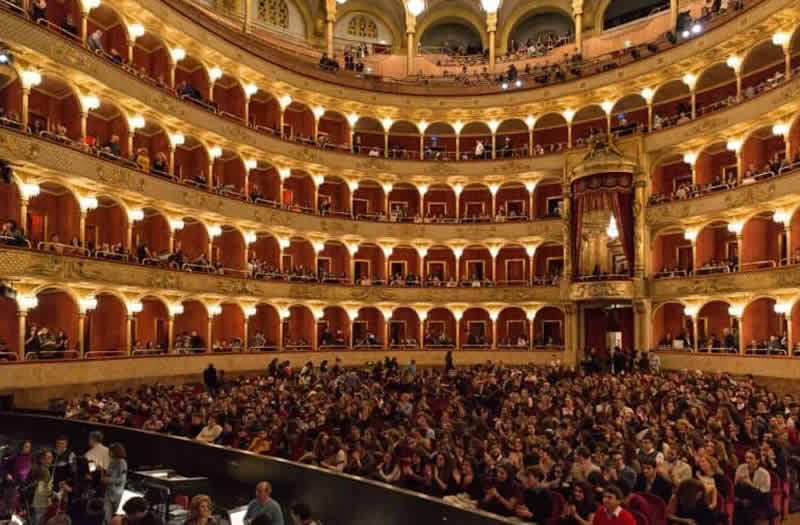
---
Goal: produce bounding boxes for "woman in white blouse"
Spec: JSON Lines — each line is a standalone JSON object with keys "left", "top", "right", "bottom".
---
{"left": 733, "top": 449, "right": 771, "bottom": 525}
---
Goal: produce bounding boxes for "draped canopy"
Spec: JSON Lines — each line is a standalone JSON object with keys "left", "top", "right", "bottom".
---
{"left": 570, "top": 172, "right": 634, "bottom": 277}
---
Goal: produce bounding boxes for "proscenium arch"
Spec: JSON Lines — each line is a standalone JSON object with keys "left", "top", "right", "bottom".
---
{"left": 499, "top": 2, "right": 575, "bottom": 54}
{"left": 335, "top": 2, "right": 404, "bottom": 50}
{"left": 415, "top": 8, "right": 489, "bottom": 51}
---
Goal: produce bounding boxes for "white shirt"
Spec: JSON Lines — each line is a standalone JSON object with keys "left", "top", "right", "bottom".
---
{"left": 85, "top": 443, "right": 110, "bottom": 471}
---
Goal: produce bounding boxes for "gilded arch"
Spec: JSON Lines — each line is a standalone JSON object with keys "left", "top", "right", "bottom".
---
{"left": 498, "top": 1, "right": 574, "bottom": 54}
{"left": 415, "top": 8, "right": 489, "bottom": 51}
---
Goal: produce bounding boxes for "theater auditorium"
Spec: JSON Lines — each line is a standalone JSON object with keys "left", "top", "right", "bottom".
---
{"left": 0, "top": 0, "right": 799, "bottom": 522}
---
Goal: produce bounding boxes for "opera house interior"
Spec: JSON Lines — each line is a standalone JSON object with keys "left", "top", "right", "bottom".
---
{"left": 1, "top": 0, "right": 800, "bottom": 522}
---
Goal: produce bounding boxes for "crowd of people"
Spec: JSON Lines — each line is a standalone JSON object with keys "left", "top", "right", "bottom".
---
{"left": 55, "top": 357, "right": 799, "bottom": 525}
{"left": 649, "top": 153, "right": 800, "bottom": 206}
{"left": 0, "top": 430, "right": 320, "bottom": 525}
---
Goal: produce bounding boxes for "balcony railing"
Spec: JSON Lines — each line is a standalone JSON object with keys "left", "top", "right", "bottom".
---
{"left": 2, "top": 0, "right": 792, "bottom": 173}
{"left": 162, "top": 0, "right": 759, "bottom": 94}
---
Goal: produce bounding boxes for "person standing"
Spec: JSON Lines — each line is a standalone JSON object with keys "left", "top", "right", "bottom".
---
{"left": 103, "top": 443, "right": 128, "bottom": 524}
{"left": 52, "top": 435, "right": 76, "bottom": 487}
{"left": 203, "top": 364, "right": 218, "bottom": 394}
{"left": 29, "top": 449, "right": 54, "bottom": 525}
{"left": 85, "top": 431, "right": 110, "bottom": 471}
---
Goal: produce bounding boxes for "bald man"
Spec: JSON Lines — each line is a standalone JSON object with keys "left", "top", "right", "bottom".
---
{"left": 243, "top": 481, "right": 284, "bottom": 525}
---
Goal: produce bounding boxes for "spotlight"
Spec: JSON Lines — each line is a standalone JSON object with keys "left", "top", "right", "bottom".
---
{"left": 691, "top": 22, "right": 702, "bottom": 34}
{"left": 501, "top": 82, "right": 508, "bottom": 89}
{"left": 515, "top": 79, "right": 522, "bottom": 87}
{"left": 682, "top": 30, "right": 690, "bottom": 38}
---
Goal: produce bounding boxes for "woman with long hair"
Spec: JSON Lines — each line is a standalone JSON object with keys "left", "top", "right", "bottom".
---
{"left": 667, "top": 479, "right": 717, "bottom": 525}
{"left": 29, "top": 449, "right": 54, "bottom": 525}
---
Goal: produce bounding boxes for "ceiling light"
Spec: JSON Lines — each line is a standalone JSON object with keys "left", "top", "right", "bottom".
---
{"left": 129, "top": 23, "right": 145, "bottom": 39}
{"left": 170, "top": 48, "right": 186, "bottom": 61}
{"left": 407, "top": 0, "right": 424, "bottom": 16}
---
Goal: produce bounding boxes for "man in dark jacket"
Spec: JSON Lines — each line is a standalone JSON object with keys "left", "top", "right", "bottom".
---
{"left": 203, "top": 363, "right": 218, "bottom": 393}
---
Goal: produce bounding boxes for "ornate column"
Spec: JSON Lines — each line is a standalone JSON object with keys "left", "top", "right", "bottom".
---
{"left": 561, "top": 182, "right": 573, "bottom": 281}
{"left": 383, "top": 183, "right": 392, "bottom": 216}
{"left": 455, "top": 315, "right": 461, "bottom": 349}
{"left": 526, "top": 245, "right": 536, "bottom": 285}
{"left": 325, "top": 0, "right": 336, "bottom": 58}
{"left": 564, "top": 304, "right": 578, "bottom": 367}
{"left": 21, "top": 87, "right": 30, "bottom": 131}
{"left": 634, "top": 299, "right": 651, "bottom": 353}
{"left": 79, "top": 211, "right": 87, "bottom": 247}
{"left": 787, "top": 312, "right": 794, "bottom": 354}
{"left": 125, "top": 315, "right": 134, "bottom": 355}
{"left": 80, "top": 11, "right": 88, "bottom": 44}
{"left": 489, "top": 246, "right": 500, "bottom": 281}
{"left": 17, "top": 310, "right": 27, "bottom": 360}
{"left": 573, "top": 0, "right": 584, "bottom": 55}
{"left": 490, "top": 312, "right": 498, "bottom": 349}
{"left": 207, "top": 316, "right": 213, "bottom": 353}
{"left": 167, "top": 315, "right": 174, "bottom": 353}
{"left": 243, "top": 316, "right": 249, "bottom": 352}
{"left": 19, "top": 198, "right": 29, "bottom": 235}
{"left": 406, "top": 13, "right": 417, "bottom": 75}
{"left": 382, "top": 312, "right": 390, "bottom": 349}
{"left": 526, "top": 182, "right": 536, "bottom": 219}
{"left": 79, "top": 111, "right": 88, "bottom": 143}
{"left": 418, "top": 314, "right": 425, "bottom": 349}
{"left": 487, "top": 11, "right": 498, "bottom": 71}
{"left": 453, "top": 247, "right": 463, "bottom": 282}
{"left": 528, "top": 315, "right": 535, "bottom": 351}
{"left": 669, "top": 0, "right": 678, "bottom": 32}
{"left": 528, "top": 128, "right": 533, "bottom": 157}
{"left": 168, "top": 145, "right": 176, "bottom": 178}
{"left": 77, "top": 313, "right": 86, "bottom": 357}
{"left": 633, "top": 174, "right": 647, "bottom": 279}
{"left": 243, "top": 0, "right": 252, "bottom": 32}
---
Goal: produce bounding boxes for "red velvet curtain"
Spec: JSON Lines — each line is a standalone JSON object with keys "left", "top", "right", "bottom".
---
{"left": 571, "top": 173, "right": 634, "bottom": 276}
{"left": 607, "top": 307, "right": 634, "bottom": 351}
{"left": 584, "top": 308, "right": 608, "bottom": 356}
{"left": 585, "top": 307, "right": 635, "bottom": 355}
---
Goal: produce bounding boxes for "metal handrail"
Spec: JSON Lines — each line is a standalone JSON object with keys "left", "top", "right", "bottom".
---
{"left": 740, "top": 260, "right": 777, "bottom": 271}
{"left": 37, "top": 241, "right": 89, "bottom": 256}
{"left": 132, "top": 348, "right": 168, "bottom": 356}
{"left": 249, "top": 345, "right": 279, "bottom": 352}
{"left": 95, "top": 250, "right": 131, "bottom": 261}
{"left": 24, "top": 350, "right": 80, "bottom": 360}
{"left": 85, "top": 349, "right": 125, "bottom": 358}
{"left": 0, "top": 235, "right": 32, "bottom": 248}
